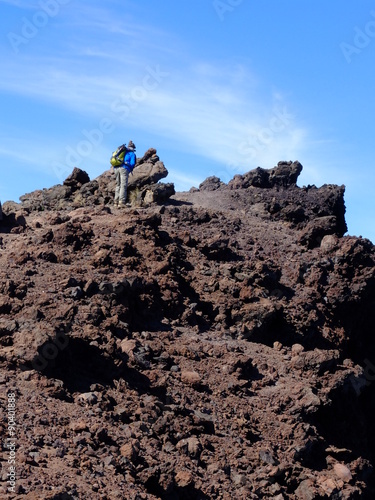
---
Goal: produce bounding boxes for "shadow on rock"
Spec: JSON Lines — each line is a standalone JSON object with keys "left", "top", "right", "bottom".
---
{"left": 35, "top": 338, "right": 119, "bottom": 392}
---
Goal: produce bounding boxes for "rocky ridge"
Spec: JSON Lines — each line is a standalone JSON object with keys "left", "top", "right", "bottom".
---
{"left": 15, "top": 148, "right": 174, "bottom": 213}
{"left": 0, "top": 155, "right": 375, "bottom": 499}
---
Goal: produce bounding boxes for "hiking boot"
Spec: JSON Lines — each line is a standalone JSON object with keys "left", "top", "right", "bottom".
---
{"left": 118, "top": 201, "right": 126, "bottom": 208}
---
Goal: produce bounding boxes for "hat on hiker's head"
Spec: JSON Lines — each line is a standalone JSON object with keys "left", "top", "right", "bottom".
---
{"left": 127, "top": 141, "right": 136, "bottom": 151}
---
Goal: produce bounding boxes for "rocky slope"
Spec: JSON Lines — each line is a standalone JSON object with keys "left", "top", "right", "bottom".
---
{"left": 0, "top": 156, "right": 375, "bottom": 499}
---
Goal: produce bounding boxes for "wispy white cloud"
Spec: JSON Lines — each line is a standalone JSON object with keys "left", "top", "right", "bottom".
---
{"left": 0, "top": 64, "right": 308, "bottom": 188}
{"left": 167, "top": 171, "right": 203, "bottom": 191}
{"left": 0, "top": 2, "right": 313, "bottom": 191}
{"left": 0, "top": 131, "right": 65, "bottom": 174}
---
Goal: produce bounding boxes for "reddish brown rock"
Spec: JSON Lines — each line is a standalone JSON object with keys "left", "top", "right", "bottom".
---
{"left": 0, "top": 160, "right": 374, "bottom": 498}
{"left": 333, "top": 463, "right": 353, "bottom": 483}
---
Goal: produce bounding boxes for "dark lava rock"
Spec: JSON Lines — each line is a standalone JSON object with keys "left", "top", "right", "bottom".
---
{"left": 0, "top": 159, "right": 374, "bottom": 499}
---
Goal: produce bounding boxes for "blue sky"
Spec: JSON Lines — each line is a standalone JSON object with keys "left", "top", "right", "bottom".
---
{"left": 1, "top": 0, "right": 374, "bottom": 241}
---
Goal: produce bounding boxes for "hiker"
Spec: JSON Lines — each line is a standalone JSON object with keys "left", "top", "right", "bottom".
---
{"left": 113, "top": 141, "right": 137, "bottom": 207}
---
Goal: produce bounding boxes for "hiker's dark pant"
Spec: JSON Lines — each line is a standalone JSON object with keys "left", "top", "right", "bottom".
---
{"left": 114, "top": 167, "right": 129, "bottom": 204}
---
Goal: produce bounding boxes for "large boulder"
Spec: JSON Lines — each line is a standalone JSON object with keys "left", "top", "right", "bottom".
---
{"left": 228, "top": 161, "right": 303, "bottom": 190}
{"left": 269, "top": 160, "right": 303, "bottom": 187}
{"left": 140, "top": 182, "right": 175, "bottom": 205}
{"left": 299, "top": 215, "right": 341, "bottom": 248}
{"left": 63, "top": 167, "right": 90, "bottom": 189}
{"left": 95, "top": 148, "right": 171, "bottom": 206}
{"left": 129, "top": 160, "right": 168, "bottom": 189}
{"left": 199, "top": 176, "right": 225, "bottom": 191}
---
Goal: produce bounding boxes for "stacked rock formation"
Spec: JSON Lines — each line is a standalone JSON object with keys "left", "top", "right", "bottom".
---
{"left": 12, "top": 148, "right": 174, "bottom": 213}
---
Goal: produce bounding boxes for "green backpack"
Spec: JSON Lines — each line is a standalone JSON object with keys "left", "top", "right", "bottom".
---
{"left": 110, "top": 144, "right": 127, "bottom": 167}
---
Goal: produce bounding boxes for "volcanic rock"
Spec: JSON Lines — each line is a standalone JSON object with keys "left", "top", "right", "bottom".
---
{"left": 0, "top": 159, "right": 375, "bottom": 498}
{"left": 15, "top": 147, "right": 172, "bottom": 212}
{"left": 63, "top": 166, "right": 90, "bottom": 189}
{"left": 333, "top": 463, "right": 353, "bottom": 483}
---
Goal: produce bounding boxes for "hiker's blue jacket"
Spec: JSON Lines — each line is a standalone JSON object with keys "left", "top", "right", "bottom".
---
{"left": 123, "top": 151, "right": 136, "bottom": 172}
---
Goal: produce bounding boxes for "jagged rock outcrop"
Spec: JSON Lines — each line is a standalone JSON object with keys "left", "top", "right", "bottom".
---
{"left": 63, "top": 167, "right": 90, "bottom": 189}
{"left": 0, "top": 160, "right": 375, "bottom": 499}
{"left": 183, "top": 160, "right": 347, "bottom": 248}
{"left": 15, "top": 148, "right": 173, "bottom": 212}
{"left": 96, "top": 150, "right": 173, "bottom": 206}
{"left": 229, "top": 160, "right": 303, "bottom": 188}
